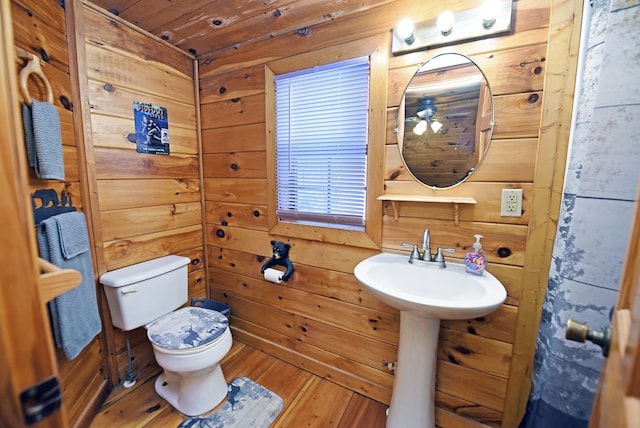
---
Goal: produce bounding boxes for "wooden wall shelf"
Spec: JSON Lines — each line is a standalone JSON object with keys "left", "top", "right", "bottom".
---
{"left": 378, "top": 195, "right": 477, "bottom": 225}
{"left": 38, "top": 258, "right": 82, "bottom": 303}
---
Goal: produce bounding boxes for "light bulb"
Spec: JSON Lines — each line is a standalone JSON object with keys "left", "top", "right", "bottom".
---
{"left": 437, "top": 11, "right": 454, "bottom": 36}
{"left": 481, "top": 0, "right": 500, "bottom": 28}
{"left": 430, "top": 120, "right": 443, "bottom": 133}
{"left": 396, "top": 18, "right": 415, "bottom": 44}
{"left": 413, "top": 120, "right": 427, "bottom": 136}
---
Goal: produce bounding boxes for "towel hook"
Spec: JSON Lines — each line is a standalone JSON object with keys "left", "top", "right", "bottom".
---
{"left": 16, "top": 47, "right": 53, "bottom": 106}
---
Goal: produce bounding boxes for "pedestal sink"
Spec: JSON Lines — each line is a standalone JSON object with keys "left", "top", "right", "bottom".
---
{"left": 354, "top": 252, "right": 506, "bottom": 428}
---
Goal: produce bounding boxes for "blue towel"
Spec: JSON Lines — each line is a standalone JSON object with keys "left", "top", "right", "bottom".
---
{"left": 37, "top": 212, "right": 102, "bottom": 360}
{"left": 56, "top": 213, "right": 89, "bottom": 259}
{"left": 22, "top": 100, "right": 65, "bottom": 180}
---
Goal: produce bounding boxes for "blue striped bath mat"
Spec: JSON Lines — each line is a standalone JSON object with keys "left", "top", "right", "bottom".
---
{"left": 178, "top": 377, "right": 283, "bottom": 428}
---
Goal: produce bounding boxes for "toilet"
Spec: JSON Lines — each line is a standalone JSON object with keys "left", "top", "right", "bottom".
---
{"left": 99, "top": 255, "right": 232, "bottom": 416}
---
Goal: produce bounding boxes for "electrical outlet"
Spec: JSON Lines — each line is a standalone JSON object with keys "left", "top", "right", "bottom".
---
{"left": 501, "top": 189, "right": 523, "bottom": 217}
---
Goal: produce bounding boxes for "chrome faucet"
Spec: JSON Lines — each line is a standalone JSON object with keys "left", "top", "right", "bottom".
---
{"left": 421, "top": 229, "right": 432, "bottom": 261}
{"left": 401, "top": 228, "right": 456, "bottom": 268}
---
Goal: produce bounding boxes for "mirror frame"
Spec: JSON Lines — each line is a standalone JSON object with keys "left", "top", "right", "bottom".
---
{"left": 397, "top": 53, "right": 494, "bottom": 189}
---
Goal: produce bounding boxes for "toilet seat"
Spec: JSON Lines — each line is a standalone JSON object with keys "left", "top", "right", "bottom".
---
{"left": 147, "top": 306, "right": 229, "bottom": 354}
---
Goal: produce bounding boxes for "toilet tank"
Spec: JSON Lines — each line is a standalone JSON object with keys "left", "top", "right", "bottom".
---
{"left": 99, "top": 255, "right": 190, "bottom": 331}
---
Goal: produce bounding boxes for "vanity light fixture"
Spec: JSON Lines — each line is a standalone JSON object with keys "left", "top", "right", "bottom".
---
{"left": 391, "top": 0, "right": 514, "bottom": 55}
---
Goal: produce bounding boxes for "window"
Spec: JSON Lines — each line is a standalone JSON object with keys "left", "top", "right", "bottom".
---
{"left": 265, "top": 36, "right": 387, "bottom": 248}
{"left": 274, "top": 57, "right": 370, "bottom": 230}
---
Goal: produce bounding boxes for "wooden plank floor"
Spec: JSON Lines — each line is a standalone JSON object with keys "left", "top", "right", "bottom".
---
{"left": 90, "top": 342, "right": 388, "bottom": 427}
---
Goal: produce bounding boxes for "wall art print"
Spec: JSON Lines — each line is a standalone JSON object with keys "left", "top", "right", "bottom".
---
{"left": 133, "top": 101, "right": 170, "bottom": 155}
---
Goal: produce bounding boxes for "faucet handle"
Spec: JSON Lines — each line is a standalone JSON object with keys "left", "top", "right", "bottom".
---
{"left": 401, "top": 243, "right": 421, "bottom": 261}
{"left": 434, "top": 247, "right": 456, "bottom": 262}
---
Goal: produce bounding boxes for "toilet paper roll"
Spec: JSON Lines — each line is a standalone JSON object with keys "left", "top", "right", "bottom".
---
{"left": 263, "top": 268, "right": 284, "bottom": 284}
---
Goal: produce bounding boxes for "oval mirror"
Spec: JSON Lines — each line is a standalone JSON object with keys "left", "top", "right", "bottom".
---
{"left": 397, "top": 53, "right": 494, "bottom": 189}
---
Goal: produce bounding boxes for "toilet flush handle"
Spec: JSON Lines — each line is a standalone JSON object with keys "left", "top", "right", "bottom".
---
{"left": 120, "top": 290, "right": 138, "bottom": 295}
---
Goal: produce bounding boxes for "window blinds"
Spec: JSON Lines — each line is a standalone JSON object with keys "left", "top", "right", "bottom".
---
{"left": 274, "top": 57, "right": 370, "bottom": 229}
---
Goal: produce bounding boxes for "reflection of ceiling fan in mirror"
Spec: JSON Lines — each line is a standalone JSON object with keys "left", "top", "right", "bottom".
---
{"left": 397, "top": 52, "right": 494, "bottom": 189}
{"left": 408, "top": 98, "right": 443, "bottom": 136}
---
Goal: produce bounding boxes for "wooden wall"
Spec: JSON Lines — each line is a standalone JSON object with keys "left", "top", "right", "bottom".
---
{"left": 11, "top": 2, "right": 204, "bottom": 421}
{"left": 78, "top": 4, "right": 204, "bottom": 388}
{"left": 11, "top": 1, "right": 107, "bottom": 426}
{"left": 8, "top": 0, "right": 581, "bottom": 426}
{"left": 200, "top": 0, "right": 581, "bottom": 427}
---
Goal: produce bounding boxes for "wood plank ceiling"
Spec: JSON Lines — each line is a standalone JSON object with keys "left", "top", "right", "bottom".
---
{"left": 86, "top": 0, "right": 394, "bottom": 58}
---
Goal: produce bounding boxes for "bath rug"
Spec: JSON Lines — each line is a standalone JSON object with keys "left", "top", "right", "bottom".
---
{"left": 177, "top": 377, "right": 284, "bottom": 428}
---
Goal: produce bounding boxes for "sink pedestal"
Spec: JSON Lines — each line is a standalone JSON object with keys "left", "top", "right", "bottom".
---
{"left": 387, "top": 311, "right": 440, "bottom": 428}
{"left": 353, "top": 252, "right": 507, "bottom": 427}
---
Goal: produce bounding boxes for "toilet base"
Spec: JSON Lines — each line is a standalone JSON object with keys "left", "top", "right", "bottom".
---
{"left": 154, "top": 364, "right": 228, "bottom": 416}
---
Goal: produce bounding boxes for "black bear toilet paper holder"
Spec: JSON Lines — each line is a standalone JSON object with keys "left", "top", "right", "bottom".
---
{"left": 260, "top": 240, "right": 294, "bottom": 282}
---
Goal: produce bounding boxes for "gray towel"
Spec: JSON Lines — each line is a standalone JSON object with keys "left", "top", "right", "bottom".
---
{"left": 37, "top": 212, "right": 102, "bottom": 360}
{"left": 22, "top": 100, "right": 65, "bottom": 180}
{"left": 57, "top": 213, "right": 89, "bottom": 258}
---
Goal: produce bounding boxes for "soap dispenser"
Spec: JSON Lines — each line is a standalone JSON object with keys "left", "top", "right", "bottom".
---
{"left": 465, "top": 234, "right": 487, "bottom": 276}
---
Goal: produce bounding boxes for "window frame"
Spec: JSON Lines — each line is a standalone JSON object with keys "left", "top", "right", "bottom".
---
{"left": 265, "top": 35, "right": 387, "bottom": 249}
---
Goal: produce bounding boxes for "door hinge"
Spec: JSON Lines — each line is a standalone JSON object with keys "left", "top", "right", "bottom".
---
{"left": 20, "top": 376, "right": 62, "bottom": 425}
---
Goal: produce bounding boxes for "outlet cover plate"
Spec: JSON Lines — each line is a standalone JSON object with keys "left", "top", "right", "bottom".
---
{"left": 501, "top": 189, "right": 523, "bottom": 217}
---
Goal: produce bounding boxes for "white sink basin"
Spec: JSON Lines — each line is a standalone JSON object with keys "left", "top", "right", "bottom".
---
{"left": 354, "top": 252, "right": 506, "bottom": 320}
{"left": 354, "top": 252, "right": 507, "bottom": 427}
